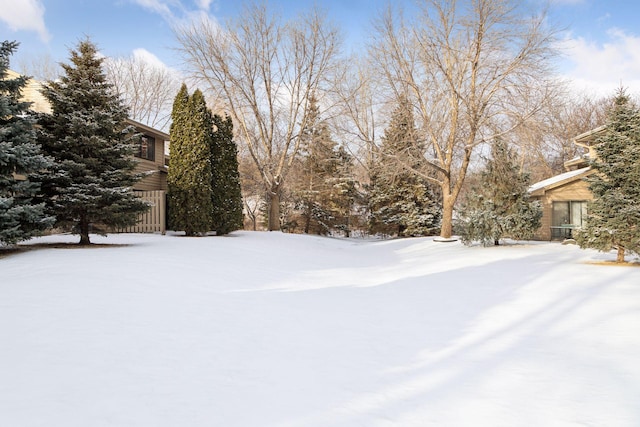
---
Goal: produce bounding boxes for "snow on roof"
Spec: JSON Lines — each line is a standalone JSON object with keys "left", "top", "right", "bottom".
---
{"left": 529, "top": 166, "right": 591, "bottom": 193}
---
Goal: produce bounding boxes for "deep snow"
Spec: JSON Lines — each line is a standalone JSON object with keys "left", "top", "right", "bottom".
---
{"left": 1, "top": 231, "right": 639, "bottom": 426}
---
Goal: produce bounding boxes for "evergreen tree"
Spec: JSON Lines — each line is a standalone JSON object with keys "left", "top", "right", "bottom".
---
{"left": 167, "top": 84, "right": 190, "bottom": 232}
{"left": 295, "top": 94, "right": 340, "bottom": 235}
{"left": 0, "top": 41, "right": 54, "bottom": 245}
{"left": 35, "top": 39, "right": 148, "bottom": 245}
{"left": 210, "top": 113, "right": 243, "bottom": 235}
{"left": 329, "top": 144, "right": 359, "bottom": 237}
{"left": 167, "top": 86, "right": 214, "bottom": 235}
{"left": 576, "top": 90, "right": 640, "bottom": 262}
{"left": 460, "top": 140, "right": 542, "bottom": 246}
{"left": 368, "top": 96, "right": 441, "bottom": 236}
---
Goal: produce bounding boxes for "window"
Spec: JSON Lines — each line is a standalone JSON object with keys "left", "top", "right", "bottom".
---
{"left": 135, "top": 135, "right": 155, "bottom": 161}
{"left": 551, "top": 201, "right": 587, "bottom": 239}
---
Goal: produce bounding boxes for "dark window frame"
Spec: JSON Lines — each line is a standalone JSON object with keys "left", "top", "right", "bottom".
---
{"left": 551, "top": 200, "right": 587, "bottom": 239}
{"left": 135, "top": 135, "right": 156, "bottom": 162}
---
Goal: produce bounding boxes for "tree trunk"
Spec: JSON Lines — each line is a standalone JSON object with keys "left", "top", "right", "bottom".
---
{"left": 345, "top": 213, "right": 350, "bottom": 238}
{"left": 79, "top": 217, "right": 91, "bottom": 245}
{"left": 268, "top": 191, "right": 280, "bottom": 231}
{"left": 440, "top": 195, "right": 455, "bottom": 239}
{"left": 616, "top": 246, "right": 625, "bottom": 263}
{"left": 245, "top": 204, "right": 257, "bottom": 231}
{"left": 303, "top": 204, "right": 311, "bottom": 234}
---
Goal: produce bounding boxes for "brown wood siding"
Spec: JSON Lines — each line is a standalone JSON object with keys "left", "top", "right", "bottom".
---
{"left": 133, "top": 159, "right": 168, "bottom": 191}
{"left": 132, "top": 137, "right": 169, "bottom": 191}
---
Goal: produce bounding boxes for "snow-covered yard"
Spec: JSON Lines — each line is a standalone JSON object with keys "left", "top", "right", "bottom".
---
{"left": 1, "top": 231, "right": 639, "bottom": 426}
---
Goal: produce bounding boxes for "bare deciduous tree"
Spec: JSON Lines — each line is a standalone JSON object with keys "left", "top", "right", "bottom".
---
{"left": 331, "top": 55, "right": 381, "bottom": 171}
{"left": 17, "top": 52, "right": 61, "bottom": 81}
{"left": 371, "top": 0, "right": 560, "bottom": 238}
{"left": 238, "top": 148, "right": 266, "bottom": 231}
{"left": 104, "top": 53, "right": 181, "bottom": 131}
{"left": 174, "top": 3, "right": 341, "bottom": 230}
{"left": 511, "top": 90, "right": 610, "bottom": 181}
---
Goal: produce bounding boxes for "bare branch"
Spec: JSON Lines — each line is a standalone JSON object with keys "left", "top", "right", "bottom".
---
{"left": 174, "top": 2, "right": 341, "bottom": 230}
{"left": 369, "top": 0, "right": 560, "bottom": 238}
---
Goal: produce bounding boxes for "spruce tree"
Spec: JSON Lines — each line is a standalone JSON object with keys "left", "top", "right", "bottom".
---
{"left": 210, "top": 113, "right": 243, "bottom": 235}
{"left": 167, "top": 86, "right": 213, "bottom": 235}
{"left": 576, "top": 90, "right": 640, "bottom": 262}
{"left": 295, "top": 94, "right": 340, "bottom": 235}
{"left": 368, "top": 96, "right": 440, "bottom": 236}
{"left": 330, "top": 144, "right": 359, "bottom": 237}
{"left": 0, "top": 41, "right": 54, "bottom": 245}
{"left": 460, "top": 140, "right": 542, "bottom": 246}
{"left": 35, "top": 39, "right": 148, "bottom": 245}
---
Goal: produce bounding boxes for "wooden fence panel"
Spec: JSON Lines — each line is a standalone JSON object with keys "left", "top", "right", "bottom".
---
{"left": 119, "top": 190, "right": 166, "bottom": 234}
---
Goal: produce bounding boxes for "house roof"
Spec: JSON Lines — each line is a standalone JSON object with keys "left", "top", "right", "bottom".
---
{"left": 573, "top": 125, "right": 606, "bottom": 158}
{"left": 529, "top": 166, "right": 593, "bottom": 196}
{"left": 563, "top": 155, "right": 590, "bottom": 171}
{"left": 574, "top": 125, "right": 606, "bottom": 144}
{"left": 125, "top": 117, "right": 170, "bottom": 141}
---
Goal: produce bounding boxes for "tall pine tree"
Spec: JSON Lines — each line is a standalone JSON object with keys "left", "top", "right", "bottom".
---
{"left": 0, "top": 41, "right": 53, "bottom": 245}
{"left": 459, "top": 140, "right": 542, "bottom": 246}
{"left": 368, "top": 96, "right": 441, "bottom": 236}
{"left": 210, "top": 113, "right": 243, "bottom": 235}
{"left": 167, "top": 86, "right": 214, "bottom": 235}
{"left": 295, "top": 94, "right": 340, "bottom": 235}
{"left": 576, "top": 90, "right": 640, "bottom": 262}
{"left": 35, "top": 39, "right": 148, "bottom": 245}
{"left": 329, "top": 144, "right": 359, "bottom": 237}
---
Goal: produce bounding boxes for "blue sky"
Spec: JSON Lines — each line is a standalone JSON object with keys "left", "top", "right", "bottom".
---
{"left": 2, "top": 0, "right": 640, "bottom": 95}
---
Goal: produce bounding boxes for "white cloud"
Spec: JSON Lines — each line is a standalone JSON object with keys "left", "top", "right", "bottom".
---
{"left": 130, "top": 0, "right": 179, "bottom": 20}
{"left": 130, "top": 47, "right": 185, "bottom": 83}
{"left": 196, "top": 0, "right": 213, "bottom": 11}
{"left": 130, "top": 0, "right": 218, "bottom": 27}
{"left": 132, "top": 48, "right": 166, "bottom": 67}
{"left": 0, "top": 0, "right": 50, "bottom": 42}
{"left": 560, "top": 28, "right": 640, "bottom": 96}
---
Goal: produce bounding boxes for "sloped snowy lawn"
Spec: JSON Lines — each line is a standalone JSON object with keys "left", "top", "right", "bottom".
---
{"left": 1, "top": 231, "right": 639, "bottom": 427}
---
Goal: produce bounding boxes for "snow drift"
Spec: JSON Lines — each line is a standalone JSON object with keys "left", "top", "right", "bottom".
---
{"left": 1, "top": 232, "right": 639, "bottom": 426}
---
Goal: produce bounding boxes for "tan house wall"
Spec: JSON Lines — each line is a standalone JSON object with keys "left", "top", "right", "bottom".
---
{"left": 7, "top": 69, "right": 51, "bottom": 114}
{"left": 533, "top": 177, "right": 593, "bottom": 241}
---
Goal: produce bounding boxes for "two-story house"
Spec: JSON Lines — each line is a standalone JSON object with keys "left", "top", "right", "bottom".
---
{"left": 8, "top": 69, "right": 170, "bottom": 234}
{"left": 529, "top": 127, "right": 603, "bottom": 240}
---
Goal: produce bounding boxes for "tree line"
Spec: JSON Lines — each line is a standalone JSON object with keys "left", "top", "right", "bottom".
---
{"left": 171, "top": 0, "right": 576, "bottom": 239}
{"left": 3, "top": 0, "right": 640, "bottom": 260}
{"left": 159, "top": 0, "right": 640, "bottom": 258}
